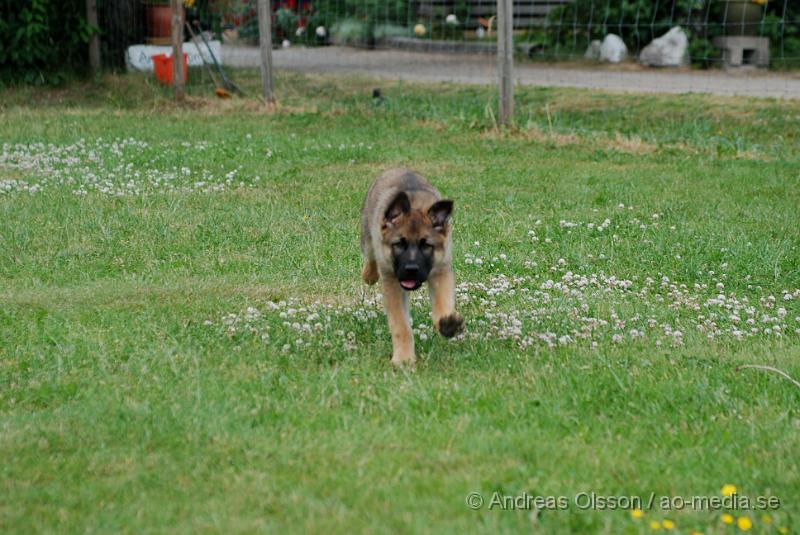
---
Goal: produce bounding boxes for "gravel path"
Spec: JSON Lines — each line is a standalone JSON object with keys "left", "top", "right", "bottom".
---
{"left": 222, "top": 45, "right": 800, "bottom": 99}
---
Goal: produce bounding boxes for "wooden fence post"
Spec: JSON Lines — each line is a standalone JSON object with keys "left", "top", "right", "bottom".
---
{"left": 171, "top": 0, "right": 185, "bottom": 103}
{"left": 86, "top": 0, "right": 101, "bottom": 76}
{"left": 497, "top": 0, "right": 514, "bottom": 126}
{"left": 257, "top": 0, "right": 275, "bottom": 103}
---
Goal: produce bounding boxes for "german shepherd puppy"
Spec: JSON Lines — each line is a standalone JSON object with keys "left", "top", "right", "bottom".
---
{"left": 360, "top": 168, "right": 464, "bottom": 366}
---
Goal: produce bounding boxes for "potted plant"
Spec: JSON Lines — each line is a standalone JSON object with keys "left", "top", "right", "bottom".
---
{"left": 145, "top": 0, "right": 194, "bottom": 43}
{"left": 719, "top": 0, "right": 767, "bottom": 36}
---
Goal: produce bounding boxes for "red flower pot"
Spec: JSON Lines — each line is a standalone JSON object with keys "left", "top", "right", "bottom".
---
{"left": 145, "top": 3, "right": 185, "bottom": 40}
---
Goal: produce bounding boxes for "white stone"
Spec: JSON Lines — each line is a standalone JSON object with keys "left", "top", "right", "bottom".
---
{"left": 599, "top": 34, "right": 628, "bottom": 63}
{"left": 125, "top": 41, "right": 222, "bottom": 72}
{"left": 584, "top": 39, "right": 601, "bottom": 60}
{"left": 639, "top": 26, "right": 690, "bottom": 67}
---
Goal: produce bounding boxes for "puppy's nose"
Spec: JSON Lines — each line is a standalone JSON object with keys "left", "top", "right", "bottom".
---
{"left": 404, "top": 264, "right": 420, "bottom": 276}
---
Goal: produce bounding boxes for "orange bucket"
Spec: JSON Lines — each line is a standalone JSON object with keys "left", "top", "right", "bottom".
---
{"left": 152, "top": 53, "right": 188, "bottom": 85}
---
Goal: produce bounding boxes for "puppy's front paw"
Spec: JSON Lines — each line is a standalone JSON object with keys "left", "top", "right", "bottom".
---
{"left": 390, "top": 353, "right": 416, "bottom": 368}
{"left": 438, "top": 313, "right": 464, "bottom": 338}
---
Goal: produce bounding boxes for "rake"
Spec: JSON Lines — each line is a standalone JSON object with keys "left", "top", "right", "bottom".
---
{"left": 185, "top": 21, "right": 244, "bottom": 98}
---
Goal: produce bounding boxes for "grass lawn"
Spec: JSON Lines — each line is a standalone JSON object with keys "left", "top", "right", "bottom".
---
{"left": 1, "top": 70, "right": 799, "bottom": 534}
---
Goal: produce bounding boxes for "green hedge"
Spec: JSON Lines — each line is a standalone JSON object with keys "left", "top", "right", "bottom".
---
{"left": 0, "top": 0, "right": 93, "bottom": 84}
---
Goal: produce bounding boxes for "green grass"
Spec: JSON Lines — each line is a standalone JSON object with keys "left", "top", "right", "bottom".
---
{"left": 1, "top": 70, "right": 799, "bottom": 534}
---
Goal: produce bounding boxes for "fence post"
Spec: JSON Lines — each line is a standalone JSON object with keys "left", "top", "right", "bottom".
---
{"left": 170, "top": 0, "right": 185, "bottom": 103}
{"left": 85, "top": 0, "right": 101, "bottom": 76}
{"left": 257, "top": 0, "right": 276, "bottom": 104}
{"left": 497, "top": 0, "right": 514, "bottom": 126}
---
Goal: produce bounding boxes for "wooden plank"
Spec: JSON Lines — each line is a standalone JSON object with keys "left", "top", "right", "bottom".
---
{"left": 417, "top": 0, "right": 571, "bottom": 27}
{"left": 418, "top": 0, "right": 571, "bottom": 6}
{"left": 468, "top": 5, "right": 556, "bottom": 15}
{"left": 418, "top": 0, "right": 571, "bottom": 3}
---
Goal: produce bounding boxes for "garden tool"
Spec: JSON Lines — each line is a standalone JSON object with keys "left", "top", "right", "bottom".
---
{"left": 193, "top": 20, "right": 244, "bottom": 97}
{"left": 185, "top": 22, "right": 231, "bottom": 98}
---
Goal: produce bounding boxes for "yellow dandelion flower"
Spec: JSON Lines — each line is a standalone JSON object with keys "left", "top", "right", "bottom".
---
{"left": 722, "top": 514, "right": 735, "bottom": 525}
{"left": 631, "top": 509, "right": 644, "bottom": 519}
{"left": 737, "top": 517, "right": 752, "bottom": 531}
{"left": 777, "top": 527, "right": 788, "bottom": 534}
{"left": 690, "top": 531, "right": 704, "bottom": 535}
{"left": 721, "top": 484, "right": 737, "bottom": 497}
{"left": 761, "top": 514, "right": 773, "bottom": 525}
{"left": 662, "top": 519, "right": 675, "bottom": 529}
{"left": 650, "top": 520, "right": 662, "bottom": 530}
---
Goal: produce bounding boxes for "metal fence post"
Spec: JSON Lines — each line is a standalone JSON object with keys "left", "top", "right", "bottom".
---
{"left": 497, "top": 0, "right": 514, "bottom": 126}
{"left": 257, "top": 0, "right": 276, "bottom": 104}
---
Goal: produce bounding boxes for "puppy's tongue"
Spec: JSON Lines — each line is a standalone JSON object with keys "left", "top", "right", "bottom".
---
{"left": 400, "top": 280, "right": 418, "bottom": 290}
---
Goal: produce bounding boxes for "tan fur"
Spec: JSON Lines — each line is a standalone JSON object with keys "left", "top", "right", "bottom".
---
{"left": 360, "top": 168, "right": 464, "bottom": 367}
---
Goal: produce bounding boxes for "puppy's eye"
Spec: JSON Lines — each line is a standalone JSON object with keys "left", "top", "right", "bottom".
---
{"left": 392, "top": 239, "right": 407, "bottom": 249}
{"left": 419, "top": 239, "right": 433, "bottom": 251}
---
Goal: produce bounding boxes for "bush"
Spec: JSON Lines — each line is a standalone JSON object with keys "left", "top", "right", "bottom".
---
{"left": 0, "top": 0, "right": 93, "bottom": 84}
{"left": 319, "top": 0, "right": 410, "bottom": 46}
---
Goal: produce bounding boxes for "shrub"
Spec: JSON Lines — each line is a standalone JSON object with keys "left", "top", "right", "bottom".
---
{"left": 0, "top": 0, "right": 93, "bottom": 84}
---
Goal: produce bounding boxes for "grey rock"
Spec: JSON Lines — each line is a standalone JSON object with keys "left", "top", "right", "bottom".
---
{"left": 584, "top": 39, "right": 602, "bottom": 60}
{"left": 639, "top": 26, "right": 690, "bottom": 67}
{"left": 599, "top": 34, "right": 628, "bottom": 63}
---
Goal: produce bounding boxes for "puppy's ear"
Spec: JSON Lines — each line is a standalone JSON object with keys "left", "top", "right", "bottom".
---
{"left": 428, "top": 200, "right": 453, "bottom": 230}
{"left": 385, "top": 192, "right": 411, "bottom": 223}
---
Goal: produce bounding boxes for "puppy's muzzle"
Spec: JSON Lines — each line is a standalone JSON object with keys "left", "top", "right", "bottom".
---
{"left": 398, "top": 264, "right": 424, "bottom": 291}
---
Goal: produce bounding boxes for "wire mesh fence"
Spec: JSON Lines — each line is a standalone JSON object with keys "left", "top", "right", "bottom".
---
{"left": 98, "top": 1, "right": 800, "bottom": 65}
{"left": 97, "top": 0, "right": 800, "bottom": 101}
{"left": 169, "top": 0, "right": 798, "bottom": 67}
